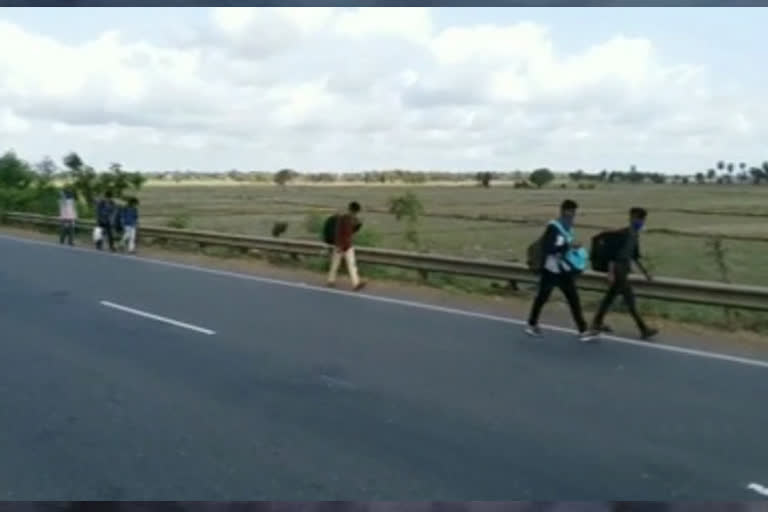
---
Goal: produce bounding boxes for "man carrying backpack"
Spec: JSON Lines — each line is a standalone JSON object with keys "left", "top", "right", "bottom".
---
{"left": 589, "top": 207, "right": 658, "bottom": 341}
{"left": 95, "top": 190, "right": 117, "bottom": 252}
{"left": 526, "top": 200, "right": 595, "bottom": 342}
{"left": 326, "top": 201, "right": 366, "bottom": 291}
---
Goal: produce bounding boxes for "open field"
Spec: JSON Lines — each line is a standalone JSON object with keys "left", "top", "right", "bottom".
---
{"left": 137, "top": 182, "right": 768, "bottom": 282}
{"left": 133, "top": 182, "right": 768, "bottom": 332}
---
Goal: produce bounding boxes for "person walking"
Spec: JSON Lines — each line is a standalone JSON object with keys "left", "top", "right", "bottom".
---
{"left": 327, "top": 201, "right": 366, "bottom": 291}
{"left": 526, "top": 200, "right": 594, "bottom": 342}
{"left": 95, "top": 190, "right": 117, "bottom": 251}
{"left": 119, "top": 197, "right": 139, "bottom": 254}
{"left": 589, "top": 207, "right": 658, "bottom": 341}
{"left": 58, "top": 188, "right": 77, "bottom": 246}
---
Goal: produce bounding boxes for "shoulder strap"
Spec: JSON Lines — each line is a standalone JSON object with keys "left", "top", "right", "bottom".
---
{"left": 549, "top": 220, "right": 573, "bottom": 242}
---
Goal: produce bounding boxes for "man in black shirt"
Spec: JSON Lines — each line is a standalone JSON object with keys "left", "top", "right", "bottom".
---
{"left": 526, "top": 200, "right": 594, "bottom": 342}
{"left": 590, "top": 207, "right": 658, "bottom": 341}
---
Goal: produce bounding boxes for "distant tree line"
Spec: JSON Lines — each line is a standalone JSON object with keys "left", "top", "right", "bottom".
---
{"left": 4, "top": 148, "right": 768, "bottom": 196}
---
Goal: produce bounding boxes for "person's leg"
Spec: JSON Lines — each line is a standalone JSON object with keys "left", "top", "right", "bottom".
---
{"left": 528, "top": 271, "right": 556, "bottom": 328}
{"left": 344, "top": 247, "right": 363, "bottom": 289}
{"left": 557, "top": 274, "right": 588, "bottom": 333}
{"left": 66, "top": 221, "right": 75, "bottom": 245}
{"left": 128, "top": 226, "right": 137, "bottom": 253}
{"left": 59, "top": 221, "right": 67, "bottom": 244}
{"left": 617, "top": 276, "right": 650, "bottom": 335}
{"left": 592, "top": 281, "right": 620, "bottom": 330}
{"left": 105, "top": 224, "right": 115, "bottom": 251}
{"left": 327, "top": 249, "right": 343, "bottom": 285}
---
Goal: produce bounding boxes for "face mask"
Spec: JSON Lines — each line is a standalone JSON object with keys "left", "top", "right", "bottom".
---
{"left": 632, "top": 220, "right": 645, "bottom": 231}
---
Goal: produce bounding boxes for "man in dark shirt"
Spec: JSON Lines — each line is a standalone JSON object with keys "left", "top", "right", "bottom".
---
{"left": 590, "top": 207, "right": 658, "bottom": 340}
{"left": 327, "top": 201, "right": 366, "bottom": 291}
{"left": 95, "top": 190, "right": 117, "bottom": 252}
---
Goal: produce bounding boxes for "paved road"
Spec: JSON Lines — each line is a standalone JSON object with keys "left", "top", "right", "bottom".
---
{"left": 0, "top": 235, "right": 766, "bottom": 500}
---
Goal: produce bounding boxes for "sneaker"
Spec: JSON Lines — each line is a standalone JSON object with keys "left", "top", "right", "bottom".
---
{"left": 579, "top": 330, "right": 600, "bottom": 343}
{"left": 353, "top": 281, "right": 367, "bottom": 292}
{"left": 525, "top": 325, "right": 543, "bottom": 337}
{"left": 326, "top": 282, "right": 337, "bottom": 288}
{"left": 641, "top": 328, "right": 659, "bottom": 341}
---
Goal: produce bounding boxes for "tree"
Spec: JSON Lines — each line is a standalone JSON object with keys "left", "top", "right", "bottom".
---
{"left": 763, "top": 161, "right": 768, "bottom": 174}
{"left": 727, "top": 162, "right": 735, "bottom": 175}
{"left": 707, "top": 169, "right": 716, "bottom": 181}
{"left": 0, "top": 151, "right": 34, "bottom": 189}
{"left": 274, "top": 168, "right": 298, "bottom": 187}
{"left": 717, "top": 161, "right": 725, "bottom": 173}
{"left": 475, "top": 171, "right": 492, "bottom": 188}
{"left": 529, "top": 168, "right": 555, "bottom": 188}
{"left": 695, "top": 172, "right": 706, "bottom": 184}
{"left": 388, "top": 192, "right": 424, "bottom": 248}
{"left": 749, "top": 167, "right": 765, "bottom": 185}
{"left": 63, "top": 152, "right": 84, "bottom": 172}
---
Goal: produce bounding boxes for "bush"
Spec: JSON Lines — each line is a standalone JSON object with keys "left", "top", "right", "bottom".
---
{"left": 167, "top": 214, "right": 190, "bottom": 229}
{"left": 354, "top": 226, "right": 380, "bottom": 248}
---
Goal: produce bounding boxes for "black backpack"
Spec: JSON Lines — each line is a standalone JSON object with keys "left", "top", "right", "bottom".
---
{"left": 590, "top": 230, "right": 624, "bottom": 272}
{"left": 322, "top": 214, "right": 338, "bottom": 245}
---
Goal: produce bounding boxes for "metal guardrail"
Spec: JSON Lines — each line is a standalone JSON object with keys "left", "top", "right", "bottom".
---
{"left": 4, "top": 211, "right": 768, "bottom": 312}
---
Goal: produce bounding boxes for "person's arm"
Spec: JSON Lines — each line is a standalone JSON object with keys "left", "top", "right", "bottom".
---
{"left": 632, "top": 241, "right": 652, "bottom": 280}
{"left": 542, "top": 224, "right": 569, "bottom": 256}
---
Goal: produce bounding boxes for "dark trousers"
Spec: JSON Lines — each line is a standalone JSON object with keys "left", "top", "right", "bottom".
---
{"left": 592, "top": 268, "right": 648, "bottom": 334}
{"left": 528, "top": 270, "right": 588, "bottom": 332}
{"left": 59, "top": 220, "right": 75, "bottom": 246}
{"left": 96, "top": 222, "right": 115, "bottom": 251}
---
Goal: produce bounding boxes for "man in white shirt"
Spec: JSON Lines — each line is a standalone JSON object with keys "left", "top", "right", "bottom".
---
{"left": 58, "top": 188, "right": 78, "bottom": 246}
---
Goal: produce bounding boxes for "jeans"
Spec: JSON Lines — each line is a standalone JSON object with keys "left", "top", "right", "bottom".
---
{"left": 528, "top": 270, "right": 588, "bottom": 332}
{"left": 59, "top": 220, "right": 75, "bottom": 246}
{"left": 121, "top": 225, "right": 137, "bottom": 253}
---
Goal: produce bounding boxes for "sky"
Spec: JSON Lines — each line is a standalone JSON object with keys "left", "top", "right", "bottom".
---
{"left": 0, "top": 6, "right": 766, "bottom": 173}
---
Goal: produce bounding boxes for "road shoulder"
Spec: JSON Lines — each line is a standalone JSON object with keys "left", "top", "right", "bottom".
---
{"left": 2, "top": 225, "right": 767, "bottom": 363}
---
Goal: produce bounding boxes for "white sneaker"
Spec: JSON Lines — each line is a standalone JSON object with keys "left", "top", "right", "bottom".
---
{"left": 579, "top": 330, "right": 600, "bottom": 343}
{"left": 525, "top": 325, "right": 543, "bottom": 337}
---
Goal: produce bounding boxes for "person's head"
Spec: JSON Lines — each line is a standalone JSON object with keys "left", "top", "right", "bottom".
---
{"left": 348, "top": 201, "right": 361, "bottom": 216}
{"left": 629, "top": 207, "right": 648, "bottom": 231}
{"left": 559, "top": 199, "right": 578, "bottom": 225}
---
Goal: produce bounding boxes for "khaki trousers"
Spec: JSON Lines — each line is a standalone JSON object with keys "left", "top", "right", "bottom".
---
{"left": 327, "top": 247, "right": 360, "bottom": 287}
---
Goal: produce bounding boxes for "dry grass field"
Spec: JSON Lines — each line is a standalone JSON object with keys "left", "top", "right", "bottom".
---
{"left": 134, "top": 181, "right": 768, "bottom": 332}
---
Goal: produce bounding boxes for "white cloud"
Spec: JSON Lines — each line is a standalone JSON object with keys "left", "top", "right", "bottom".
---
{"left": 0, "top": 108, "right": 29, "bottom": 134}
{"left": 0, "top": 8, "right": 765, "bottom": 173}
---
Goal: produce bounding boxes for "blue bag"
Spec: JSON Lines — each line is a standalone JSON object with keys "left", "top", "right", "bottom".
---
{"left": 549, "top": 220, "right": 588, "bottom": 273}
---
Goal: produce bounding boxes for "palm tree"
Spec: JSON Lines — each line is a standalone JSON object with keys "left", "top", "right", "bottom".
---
{"left": 739, "top": 162, "right": 747, "bottom": 172}
{"left": 707, "top": 169, "right": 716, "bottom": 182}
{"left": 717, "top": 161, "right": 725, "bottom": 173}
{"left": 727, "top": 162, "right": 735, "bottom": 175}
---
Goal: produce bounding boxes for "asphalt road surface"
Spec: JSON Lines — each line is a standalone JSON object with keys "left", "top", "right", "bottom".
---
{"left": 1, "top": 234, "right": 766, "bottom": 500}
